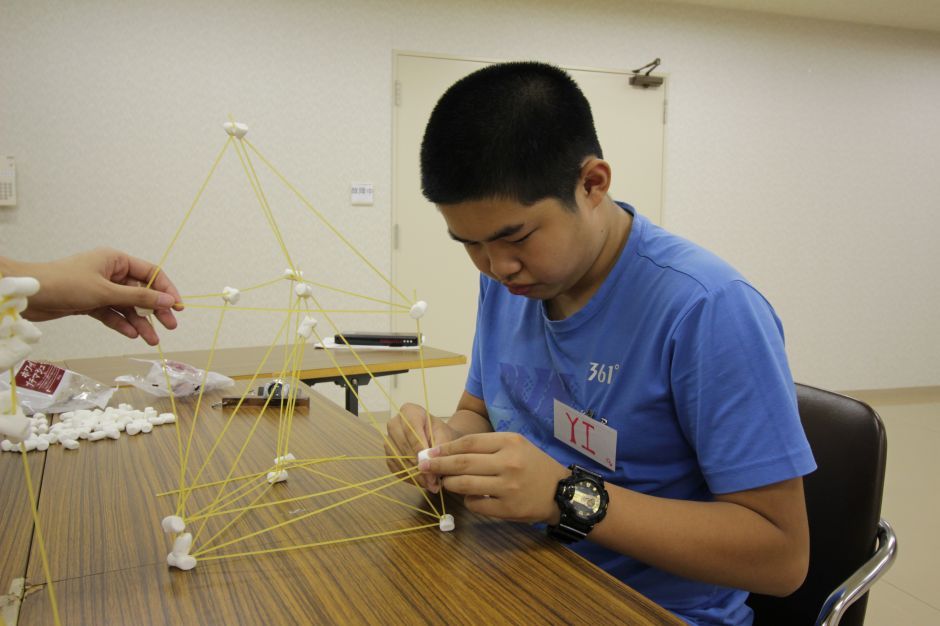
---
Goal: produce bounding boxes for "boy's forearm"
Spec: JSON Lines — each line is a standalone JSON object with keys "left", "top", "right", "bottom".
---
{"left": 445, "top": 409, "right": 493, "bottom": 437}
{"left": 588, "top": 478, "right": 809, "bottom": 596}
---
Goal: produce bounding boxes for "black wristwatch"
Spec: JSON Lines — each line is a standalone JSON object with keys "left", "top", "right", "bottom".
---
{"left": 547, "top": 465, "right": 609, "bottom": 544}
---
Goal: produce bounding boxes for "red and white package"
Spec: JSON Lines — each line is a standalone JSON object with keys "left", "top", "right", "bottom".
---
{"left": 0, "top": 360, "right": 115, "bottom": 415}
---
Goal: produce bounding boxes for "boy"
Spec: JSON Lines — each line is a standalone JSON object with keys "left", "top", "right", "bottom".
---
{"left": 386, "top": 61, "right": 815, "bottom": 625}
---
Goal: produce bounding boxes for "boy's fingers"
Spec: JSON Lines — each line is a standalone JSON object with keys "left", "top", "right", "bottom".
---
{"left": 435, "top": 432, "right": 504, "bottom": 457}
{"left": 420, "top": 453, "right": 501, "bottom": 477}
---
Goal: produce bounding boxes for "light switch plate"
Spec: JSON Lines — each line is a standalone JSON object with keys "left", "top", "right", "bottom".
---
{"left": 351, "top": 182, "right": 373, "bottom": 206}
{"left": 0, "top": 157, "right": 16, "bottom": 207}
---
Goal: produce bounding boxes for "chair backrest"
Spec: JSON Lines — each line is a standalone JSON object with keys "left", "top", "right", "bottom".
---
{"left": 747, "top": 383, "right": 888, "bottom": 626}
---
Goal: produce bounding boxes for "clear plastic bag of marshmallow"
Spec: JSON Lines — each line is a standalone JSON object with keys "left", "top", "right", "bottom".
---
{"left": 0, "top": 360, "right": 116, "bottom": 415}
{"left": 115, "top": 359, "right": 234, "bottom": 398}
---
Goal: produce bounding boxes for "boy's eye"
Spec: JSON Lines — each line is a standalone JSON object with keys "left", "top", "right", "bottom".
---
{"left": 508, "top": 231, "right": 533, "bottom": 244}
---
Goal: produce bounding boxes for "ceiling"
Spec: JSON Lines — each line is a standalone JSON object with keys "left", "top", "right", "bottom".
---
{"left": 656, "top": 0, "right": 940, "bottom": 34}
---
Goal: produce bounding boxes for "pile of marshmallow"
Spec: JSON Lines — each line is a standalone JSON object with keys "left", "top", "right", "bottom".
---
{"left": 0, "top": 403, "right": 176, "bottom": 453}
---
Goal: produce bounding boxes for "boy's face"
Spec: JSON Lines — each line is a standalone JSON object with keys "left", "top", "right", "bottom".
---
{"left": 439, "top": 195, "right": 604, "bottom": 304}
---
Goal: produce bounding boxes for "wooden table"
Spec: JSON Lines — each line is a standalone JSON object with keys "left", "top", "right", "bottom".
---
{"left": 64, "top": 344, "right": 467, "bottom": 416}
{"left": 5, "top": 385, "right": 682, "bottom": 625}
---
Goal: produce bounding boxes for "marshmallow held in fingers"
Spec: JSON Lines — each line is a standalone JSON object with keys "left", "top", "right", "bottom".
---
{"left": 222, "top": 286, "right": 240, "bottom": 305}
{"left": 439, "top": 514, "right": 455, "bottom": 532}
{"left": 409, "top": 300, "right": 428, "bottom": 320}
{"left": 417, "top": 448, "right": 433, "bottom": 464}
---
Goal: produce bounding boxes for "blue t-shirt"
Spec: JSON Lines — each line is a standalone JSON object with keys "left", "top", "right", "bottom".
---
{"left": 466, "top": 203, "right": 816, "bottom": 625}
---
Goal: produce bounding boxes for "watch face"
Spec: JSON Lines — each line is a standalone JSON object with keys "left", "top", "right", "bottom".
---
{"left": 570, "top": 480, "right": 602, "bottom": 520}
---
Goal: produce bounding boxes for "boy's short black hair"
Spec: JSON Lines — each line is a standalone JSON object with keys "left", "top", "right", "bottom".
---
{"left": 420, "top": 61, "right": 603, "bottom": 208}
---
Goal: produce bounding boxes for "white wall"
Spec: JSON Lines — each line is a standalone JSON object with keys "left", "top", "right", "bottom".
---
{"left": 1, "top": 0, "right": 938, "bottom": 393}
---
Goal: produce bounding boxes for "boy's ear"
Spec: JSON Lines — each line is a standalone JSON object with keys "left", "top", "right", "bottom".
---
{"left": 579, "top": 158, "right": 612, "bottom": 207}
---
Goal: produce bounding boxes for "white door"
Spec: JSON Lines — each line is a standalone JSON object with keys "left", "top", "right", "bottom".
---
{"left": 391, "top": 52, "right": 665, "bottom": 417}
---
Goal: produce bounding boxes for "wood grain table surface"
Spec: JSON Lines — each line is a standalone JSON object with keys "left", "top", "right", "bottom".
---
{"left": 5, "top": 384, "right": 682, "bottom": 625}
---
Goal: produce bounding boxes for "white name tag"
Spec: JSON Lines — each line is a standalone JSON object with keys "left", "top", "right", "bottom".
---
{"left": 553, "top": 398, "right": 617, "bottom": 471}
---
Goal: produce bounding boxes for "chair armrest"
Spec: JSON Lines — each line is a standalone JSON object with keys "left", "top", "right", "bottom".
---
{"left": 815, "top": 519, "right": 899, "bottom": 626}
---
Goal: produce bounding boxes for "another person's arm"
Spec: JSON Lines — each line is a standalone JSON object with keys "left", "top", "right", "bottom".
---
{"left": 0, "top": 247, "right": 183, "bottom": 345}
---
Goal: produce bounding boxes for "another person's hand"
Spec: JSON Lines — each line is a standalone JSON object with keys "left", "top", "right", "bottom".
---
{"left": 2, "top": 248, "right": 183, "bottom": 345}
{"left": 418, "top": 432, "right": 569, "bottom": 524}
{"left": 385, "top": 402, "right": 462, "bottom": 492}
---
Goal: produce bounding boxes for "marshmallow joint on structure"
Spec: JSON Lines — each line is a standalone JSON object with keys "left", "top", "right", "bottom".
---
{"left": 409, "top": 300, "right": 428, "bottom": 320}
{"left": 298, "top": 316, "right": 318, "bottom": 340}
{"left": 0, "top": 275, "right": 42, "bottom": 372}
{"left": 439, "top": 514, "right": 455, "bottom": 532}
{"left": 166, "top": 532, "right": 197, "bottom": 571}
{"left": 0, "top": 395, "right": 30, "bottom": 443}
{"left": 162, "top": 515, "right": 186, "bottom": 534}
{"left": 222, "top": 286, "right": 241, "bottom": 305}
{"left": 222, "top": 121, "right": 249, "bottom": 139}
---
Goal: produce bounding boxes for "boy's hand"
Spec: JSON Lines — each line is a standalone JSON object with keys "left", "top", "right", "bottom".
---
{"left": 385, "top": 402, "right": 462, "bottom": 492}
{"left": 418, "top": 432, "right": 570, "bottom": 524}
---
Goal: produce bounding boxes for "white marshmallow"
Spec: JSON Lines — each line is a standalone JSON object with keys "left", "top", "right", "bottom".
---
{"left": 283, "top": 268, "right": 303, "bottom": 281}
{"left": 294, "top": 282, "right": 313, "bottom": 298}
{"left": 0, "top": 276, "right": 40, "bottom": 298}
{"left": 12, "top": 319, "right": 41, "bottom": 343}
{"left": 297, "top": 316, "right": 318, "bottom": 340}
{"left": 88, "top": 431, "right": 107, "bottom": 441}
{"left": 439, "top": 514, "right": 455, "bottom": 532}
{"left": 105, "top": 428, "right": 120, "bottom": 440}
{"left": 126, "top": 423, "right": 142, "bottom": 436}
{"left": 158, "top": 413, "right": 176, "bottom": 424}
{"left": 274, "top": 453, "right": 296, "bottom": 465}
{"left": 140, "top": 421, "right": 154, "bottom": 434}
{"left": 0, "top": 297, "right": 27, "bottom": 315}
{"left": 222, "top": 121, "right": 248, "bottom": 138}
{"left": 0, "top": 394, "right": 30, "bottom": 443}
{"left": 165, "top": 533, "right": 197, "bottom": 569}
{"left": 417, "top": 448, "right": 432, "bottom": 464}
{"left": 1, "top": 439, "right": 13, "bottom": 452}
{"left": 61, "top": 439, "right": 79, "bottom": 450}
{"left": 167, "top": 552, "right": 197, "bottom": 571}
{"left": 0, "top": 336, "right": 32, "bottom": 371}
{"left": 267, "top": 470, "right": 288, "bottom": 484}
{"left": 134, "top": 307, "right": 153, "bottom": 318}
{"left": 221, "top": 286, "right": 241, "bottom": 305}
{"left": 161, "top": 515, "right": 186, "bottom": 534}
{"left": 171, "top": 532, "right": 193, "bottom": 556}
{"left": 409, "top": 300, "right": 428, "bottom": 320}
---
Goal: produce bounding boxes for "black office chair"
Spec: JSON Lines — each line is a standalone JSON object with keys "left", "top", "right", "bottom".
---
{"left": 747, "top": 383, "right": 898, "bottom": 626}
